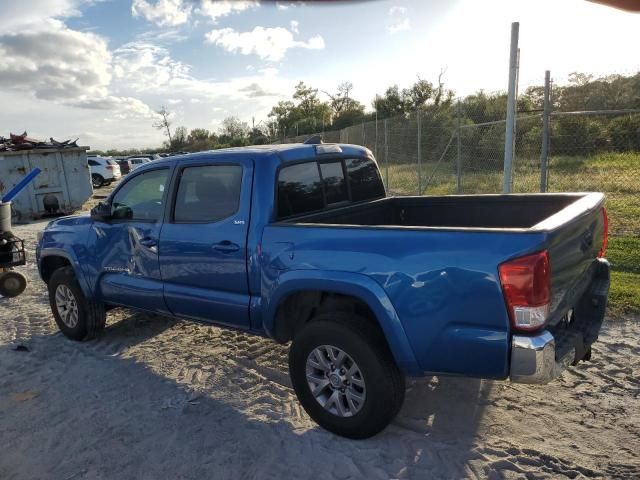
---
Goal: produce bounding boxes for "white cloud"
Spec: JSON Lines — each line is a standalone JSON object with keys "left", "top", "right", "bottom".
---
{"left": 111, "top": 37, "right": 289, "bottom": 103}
{"left": 0, "top": 0, "right": 87, "bottom": 34}
{"left": 387, "top": 6, "right": 410, "bottom": 33}
{"left": 0, "top": 15, "right": 158, "bottom": 134}
{"left": 113, "top": 41, "right": 191, "bottom": 91}
{"left": 290, "top": 20, "right": 299, "bottom": 33}
{"left": 132, "top": 0, "right": 192, "bottom": 27}
{"left": 276, "top": 2, "right": 298, "bottom": 10}
{"left": 238, "top": 83, "right": 279, "bottom": 98}
{"left": 0, "top": 19, "right": 111, "bottom": 101}
{"left": 198, "top": 0, "right": 258, "bottom": 23}
{"left": 205, "top": 26, "right": 324, "bottom": 61}
{"left": 68, "top": 96, "right": 156, "bottom": 118}
{"left": 135, "top": 28, "right": 189, "bottom": 44}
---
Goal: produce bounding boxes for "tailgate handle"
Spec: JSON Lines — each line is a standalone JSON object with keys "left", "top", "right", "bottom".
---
{"left": 581, "top": 230, "right": 594, "bottom": 252}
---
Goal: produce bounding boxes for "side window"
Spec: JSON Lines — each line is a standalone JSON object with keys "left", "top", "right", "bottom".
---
{"left": 111, "top": 169, "right": 169, "bottom": 221}
{"left": 345, "top": 158, "right": 385, "bottom": 202}
{"left": 277, "top": 162, "right": 324, "bottom": 218}
{"left": 88, "top": 159, "right": 99, "bottom": 166}
{"left": 319, "top": 161, "right": 348, "bottom": 205}
{"left": 174, "top": 165, "right": 242, "bottom": 223}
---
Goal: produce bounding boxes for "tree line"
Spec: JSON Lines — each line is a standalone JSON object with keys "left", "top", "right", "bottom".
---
{"left": 89, "top": 71, "right": 639, "bottom": 157}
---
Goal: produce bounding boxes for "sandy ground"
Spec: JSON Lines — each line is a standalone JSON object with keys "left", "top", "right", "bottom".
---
{"left": 1, "top": 199, "right": 639, "bottom": 479}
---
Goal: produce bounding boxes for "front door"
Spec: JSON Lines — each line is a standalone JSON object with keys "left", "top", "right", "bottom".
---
{"left": 90, "top": 167, "right": 171, "bottom": 313}
{"left": 159, "top": 159, "right": 252, "bottom": 328}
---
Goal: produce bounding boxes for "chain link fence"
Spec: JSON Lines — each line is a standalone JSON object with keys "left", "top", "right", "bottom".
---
{"left": 547, "top": 110, "right": 640, "bottom": 236}
{"left": 282, "top": 106, "right": 639, "bottom": 236}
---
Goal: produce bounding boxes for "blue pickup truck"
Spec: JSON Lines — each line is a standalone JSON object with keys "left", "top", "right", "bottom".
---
{"left": 36, "top": 142, "right": 610, "bottom": 438}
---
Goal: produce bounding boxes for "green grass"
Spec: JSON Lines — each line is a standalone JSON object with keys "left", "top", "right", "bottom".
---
{"left": 607, "top": 236, "right": 640, "bottom": 317}
{"left": 384, "top": 151, "right": 640, "bottom": 317}
{"left": 609, "top": 272, "right": 640, "bottom": 317}
{"left": 607, "top": 236, "right": 640, "bottom": 275}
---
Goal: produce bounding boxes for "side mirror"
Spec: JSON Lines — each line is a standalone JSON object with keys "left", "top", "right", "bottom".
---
{"left": 90, "top": 201, "right": 112, "bottom": 221}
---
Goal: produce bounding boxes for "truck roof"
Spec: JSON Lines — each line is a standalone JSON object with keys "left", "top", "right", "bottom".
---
{"left": 149, "top": 143, "right": 371, "bottom": 168}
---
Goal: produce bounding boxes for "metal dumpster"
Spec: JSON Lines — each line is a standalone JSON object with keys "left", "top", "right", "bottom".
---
{"left": 0, "top": 147, "right": 92, "bottom": 220}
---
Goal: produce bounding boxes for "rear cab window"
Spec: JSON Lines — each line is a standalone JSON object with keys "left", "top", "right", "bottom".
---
{"left": 277, "top": 156, "right": 385, "bottom": 219}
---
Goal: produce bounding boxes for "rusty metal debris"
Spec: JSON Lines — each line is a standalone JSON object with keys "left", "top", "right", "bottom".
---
{"left": 0, "top": 132, "right": 79, "bottom": 152}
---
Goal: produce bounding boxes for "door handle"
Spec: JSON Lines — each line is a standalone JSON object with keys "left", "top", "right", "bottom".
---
{"left": 139, "top": 237, "right": 158, "bottom": 248}
{"left": 213, "top": 240, "right": 240, "bottom": 253}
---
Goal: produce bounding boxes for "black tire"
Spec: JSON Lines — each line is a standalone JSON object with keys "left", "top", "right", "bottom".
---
{"left": 0, "top": 271, "right": 28, "bottom": 298}
{"left": 289, "top": 312, "right": 405, "bottom": 439}
{"left": 48, "top": 266, "right": 106, "bottom": 341}
{"left": 92, "top": 174, "right": 104, "bottom": 188}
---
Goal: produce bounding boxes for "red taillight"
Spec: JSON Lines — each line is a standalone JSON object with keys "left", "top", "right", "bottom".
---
{"left": 598, "top": 207, "right": 608, "bottom": 258}
{"left": 499, "top": 250, "right": 551, "bottom": 332}
{"left": 106, "top": 165, "right": 115, "bottom": 170}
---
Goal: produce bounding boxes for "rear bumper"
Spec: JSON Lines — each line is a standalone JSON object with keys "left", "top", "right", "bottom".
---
{"left": 510, "top": 258, "right": 610, "bottom": 384}
{"left": 510, "top": 331, "right": 574, "bottom": 383}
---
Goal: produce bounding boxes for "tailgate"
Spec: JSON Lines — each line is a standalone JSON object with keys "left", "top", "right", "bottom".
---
{"left": 535, "top": 193, "right": 607, "bottom": 326}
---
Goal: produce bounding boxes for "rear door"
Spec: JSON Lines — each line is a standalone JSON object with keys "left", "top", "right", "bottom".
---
{"left": 159, "top": 157, "right": 253, "bottom": 328}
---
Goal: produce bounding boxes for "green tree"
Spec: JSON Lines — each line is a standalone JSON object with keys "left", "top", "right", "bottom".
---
{"left": 168, "top": 126, "right": 187, "bottom": 151}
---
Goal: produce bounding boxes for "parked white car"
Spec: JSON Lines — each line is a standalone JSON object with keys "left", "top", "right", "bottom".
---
{"left": 128, "top": 157, "right": 152, "bottom": 170}
{"left": 88, "top": 157, "right": 121, "bottom": 188}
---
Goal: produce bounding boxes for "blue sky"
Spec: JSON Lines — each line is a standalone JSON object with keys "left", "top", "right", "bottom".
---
{"left": 0, "top": 0, "right": 638, "bottom": 149}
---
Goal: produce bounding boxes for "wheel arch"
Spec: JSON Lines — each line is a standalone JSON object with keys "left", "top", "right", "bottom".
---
{"left": 263, "top": 270, "right": 421, "bottom": 375}
{"left": 39, "top": 250, "right": 92, "bottom": 298}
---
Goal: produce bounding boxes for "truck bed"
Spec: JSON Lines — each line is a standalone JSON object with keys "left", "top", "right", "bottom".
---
{"left": 279, "top": 193, "right": 588, "bottom": 230}
{"left": 266, "top": 192, "right": 606, "bottom": 378}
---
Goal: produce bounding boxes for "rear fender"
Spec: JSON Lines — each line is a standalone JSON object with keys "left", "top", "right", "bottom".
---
{"left": 263, "top": 270, "right": 421, "bottom": 375}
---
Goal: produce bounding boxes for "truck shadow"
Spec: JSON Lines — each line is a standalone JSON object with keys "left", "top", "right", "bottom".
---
{"left": 0, "top": 309, "right": 493, "bottom": 479}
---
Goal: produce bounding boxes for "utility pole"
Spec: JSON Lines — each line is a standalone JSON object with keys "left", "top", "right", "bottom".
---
{"left": 540, "top": 70, "right": 551, "bottom": 192}
{"left": 417, "top": 111, "right": 422, "bottom": 195}
{"left": 456, "top": 101, "right": 462, "bottom": 193}
{"left": 503, "top": 22, "right": 519, "bottom": 193}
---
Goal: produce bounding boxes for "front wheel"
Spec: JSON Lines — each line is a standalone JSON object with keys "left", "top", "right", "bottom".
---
{"left": 289, "top": 313, "right": 405, "bottom": 439}
{"left": 48, "top": 266, "right": 105, "bottom": 341}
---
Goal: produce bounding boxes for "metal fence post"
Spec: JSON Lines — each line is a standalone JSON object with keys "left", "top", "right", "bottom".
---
{"left": 417, "top": 111, "right": 422, "bottom": 195}
{"left": 540, "top": 70, "right": 551, "bottom": 192}
{"left": 456, "top": 101, "right": 462, "bottom": 193}
{"left": 384, "top": 119, "right": 389, "bottom": 190}
{"left": 503, "top": 22, "right": 519, "bottom": 193}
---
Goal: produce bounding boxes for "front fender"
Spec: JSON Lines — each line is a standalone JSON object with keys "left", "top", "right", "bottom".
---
{"left": 263, "top": 270, "right": 421, "bottom": 375}
{"left": 38, "top": 248, "right": 93, "bottom": 299}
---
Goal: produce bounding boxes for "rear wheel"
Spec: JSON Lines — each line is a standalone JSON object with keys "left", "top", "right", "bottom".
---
{"left": 289, "top": 312, "right": 405, "bottom": 439}
{"left": 91, "top": 174, "right": 104, "bottom": 188}
{"left": 0, "top": 271, "right": 27, "bottom": 298}
{"left": 48, "top": 266, "right": 105, "bottom": 341}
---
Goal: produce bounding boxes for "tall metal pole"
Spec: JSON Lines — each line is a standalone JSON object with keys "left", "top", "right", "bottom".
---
{"left": 384, "top": 119, "right": 389, "bottom": 190}
{"left": 374, "top": 106, "right": 378, "bottom": 159}
{"left": 456, "top": 101, "right": 462, "bottom": 193}
{"left": 417, "top": 111, "right": 422, "bottom": 195}
{"left": 540, "top": 70, "right": 551, "bottom": 193}
{"left": 503, "top": 22, "right": 519, "bottom": 194}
